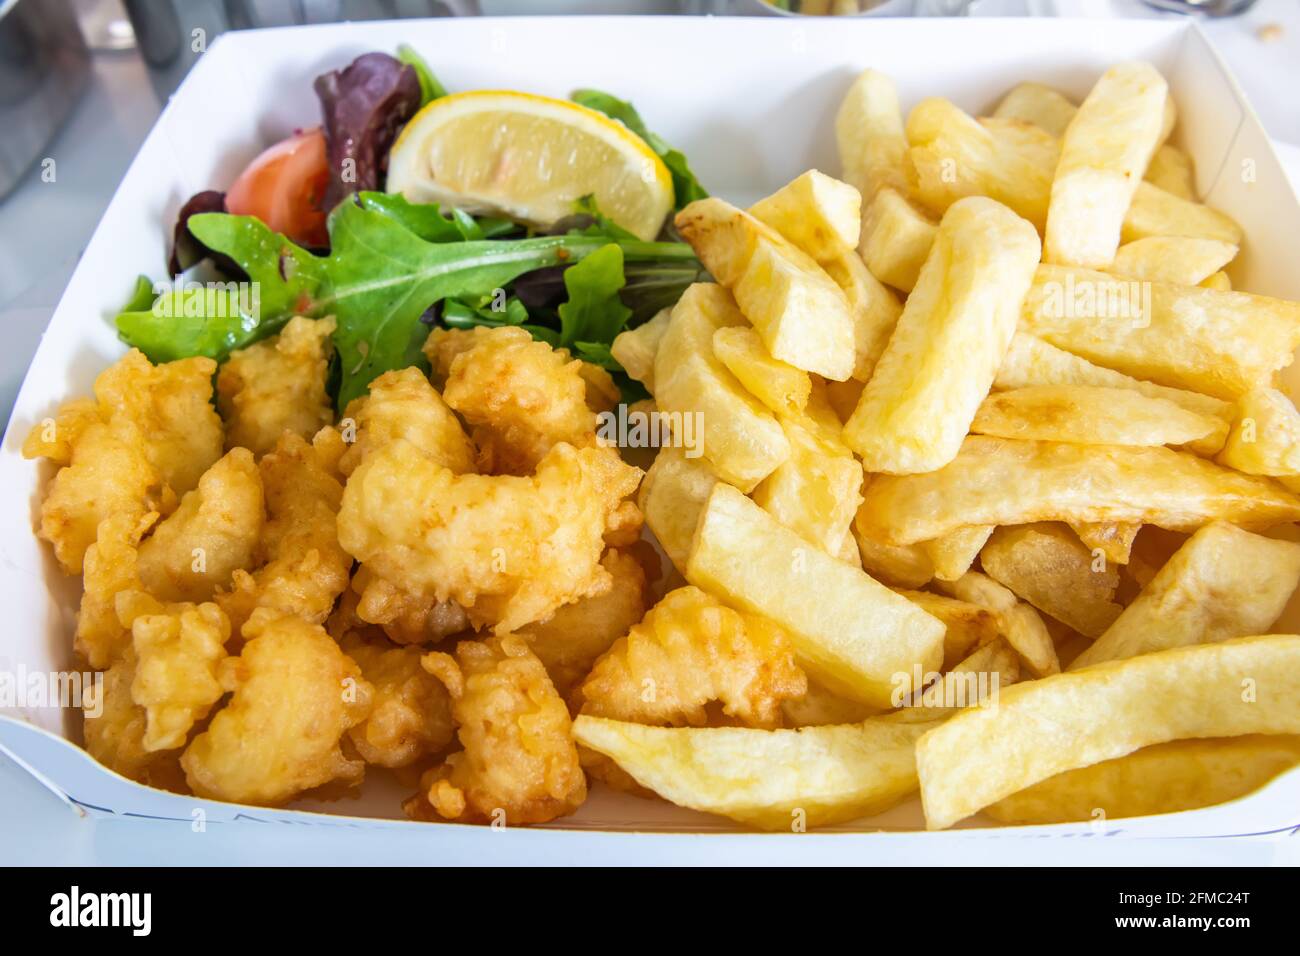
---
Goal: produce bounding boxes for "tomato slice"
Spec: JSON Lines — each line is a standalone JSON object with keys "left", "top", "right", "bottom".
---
{"left": 225, "top": 128, "right": 330, "bottom": 247}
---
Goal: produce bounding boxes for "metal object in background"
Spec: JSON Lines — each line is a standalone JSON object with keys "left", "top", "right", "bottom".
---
{"left": 123, "top": 0, "right": 181, "bottom": 65}
{"left": 1140, "top": 0, "right": 1258, "bottom": 13}
{"left": 0, "top": 0, "right": 91, "bottom": 201}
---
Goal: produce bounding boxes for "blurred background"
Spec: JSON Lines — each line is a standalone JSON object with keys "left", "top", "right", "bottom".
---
{"left": 0, "top": 0, "right": 1297, "bottom": 424}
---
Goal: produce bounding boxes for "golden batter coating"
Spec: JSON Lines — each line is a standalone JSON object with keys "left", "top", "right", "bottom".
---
{"left": 411, "top": 635, "right": 586, "bottom": 825}
{"left": 217, "top": 316, "right": 336, "bottom": 457}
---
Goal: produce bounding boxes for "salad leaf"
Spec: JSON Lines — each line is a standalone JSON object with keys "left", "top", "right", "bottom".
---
{"left": 121, "top": 274, "right": 158, "bottom": 314}
{"left": 168, "top": 189, "right": 240, "bottom": 276}
{"left": 557, "top": 244, "right": 632, "bottom": 348}
{"left": 358, "top": 192, "right": 516, "bottom": 242}
{"left": 442, "top": 294, "right": 529, "bottom": 329}
{"left": 117, "top": 202, "right": 698, "bottom": 409}
{"left": 314, "top": 53, "right": 422, "bottom": 209}
{"left": 396, "top": 44, "right": 448, "bottom": 106}
{"left": 566, "top": 195, "right": 640, "bottom": 241}
{"left": 117, "top": 215, "right": 327, "bottom": 363}
{"left": 570, "top": 88, "right": 709, "bottom": 209}
{"left": 572, "top": 341, "right": 617, "bottom": 369}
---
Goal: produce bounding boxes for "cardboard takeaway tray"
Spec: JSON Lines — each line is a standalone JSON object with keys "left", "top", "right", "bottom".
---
{"left": 2, "top": 15, "right": 1299, "bottom": 849}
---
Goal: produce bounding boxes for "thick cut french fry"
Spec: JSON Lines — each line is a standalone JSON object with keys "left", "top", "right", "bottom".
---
{"left": 971, "top": 385, "right": 1221, "bottom": 447}
{"left": 822, "top": 377, "right": 865, "bottom": 425}
{"left": 951, "top": 636, "right": 1020, "bottom": 683}
{"left": 1111, "top": 237, "right": 1237, "bottom": 286}
{"left": 857, "top": 436, "right": 1300, "bottom": 545}
{"left": 676, "top": 199, "right": 856, "bottom": 381}
{"left": 837, "top": 529, "right": 862, "bottom": 568}
{"left": 852, "top": 521, "right": 934, "bottom": 589}
{"left": 1071, "top": 520, "right": 1140, "bottom": 565}
{"left": 1044, "top": 62, "right": 1168, "bottom": 268}
{"left": 1124, "top": 180, "right": 1243, "bottom": 244}
{"left": 835, "top": 69, "right": 913, "bottom": 201}
{"left": 916, "top": 634, "right": 1300, "bottom": 829}
{"left": 711, "top": 326, "right": 810, "bottom": 419}
{"left": 610, "top": 308, "right": 670, "bottom": 393}
{"left": 985, "top": 735, "right": 1300, "bottom": 825}
{"left": 1201, "top": 270, "right": 1231, "bottom": 291}
{"left": 979, "top": 117, "right": 1060, "bottom": 174}
{"left": 995, "top": 333, "right": 1232, "bottom": 456}
{"left": 908, "top": 98, "right": 1056, "bottom": 229}
{"left": 686, "top": 484, "right": 945, "bottom": 707}
{"left": 980, "top": 523, "right": 1123, "bottom": 638}
{"left": 917, "top": 92, "right": 1237, "bottom": 248}
{"left": 1218, "top": 388, "right": 1300, "bottom": 477}
{"left": 924, "top": 525, "right": 993, "bottom": 582}
{"left": 800, "top": 379, "right": 851, "bottom": 447}
{"left": 935, "top": 572, "right": 1059, "bottom": 678}
{"left": 905, "top": 637, "right": 1022, "bottom": 719}
{"left": 895, "top": 589, "right": 999, "bottom": 668}
{"left": 819, "top": 248, "right": 903, "bottom": 382}
{"left": 781, "top": 678, "right": 883, "bottom": 728}
{"left": 992, "top": 81, "right": 1196, "bottom": 199}
{"left": 858, "top": 187, "right": 937, "bottom": 294}
{"left": 1068, "top": 522, "right": 1300, "bottom": 670}
{"left": 1123, "top": 525, "right": 1191, "bottom": 590}
{"left": 750, "top": 179, "right": 898, "bottom": 385}
{"left": 851, "top": 522, "right": 991, "bottom": 589}
{"left": 1021, "top": 264, "right": 1300, "bottom": 399}
{"left": 843, "top": 197, "right": 1040, "bottom": 474}
{"left": 653, "top": 283, "right": 789, "bottom": 491}
{"left": 1144, "top": 144, "right": 1196, "bottom": 200}
{"left": 749, "top": 170, "right": 861, "bottom": 263}
{"left": 573, "top": 712, "right": 936, "bottom": 831}
{"left": 991, "top": 82, "right": 1076, "bottom": 138}
{"left": 752, "top": 418, "right": 862, "bottom": 557}
{"left": 637, "top": 446, "right": 717, "bottom": 576}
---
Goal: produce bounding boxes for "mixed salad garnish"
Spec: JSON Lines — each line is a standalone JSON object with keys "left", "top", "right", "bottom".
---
{"left": 120, "top": 47, "right": 709, "bottom": 407}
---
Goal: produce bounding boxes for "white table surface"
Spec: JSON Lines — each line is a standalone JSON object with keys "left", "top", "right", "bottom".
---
{"left": 2, "top": 1, "right": 1299, "bottom": 866}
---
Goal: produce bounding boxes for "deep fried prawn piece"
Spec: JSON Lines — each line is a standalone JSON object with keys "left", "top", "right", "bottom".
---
{"left": 217, "top": 432, "right": 350, "bottom": 635}
{"left": 128, "top": 599, "right": 231, "bottom": 752}
{"left": 217, "top": 316, "right": 336, "bottom": 457}
{"left": 411, "top": 635, "right": 586, "bottom": 824}
{"left": 181, "top": 609, "right": 372, "bottom": 805}
{"left": 421, "top": 326, "right": 478, "bottom": 388}
{"left": 425, "top": 326, "right": 617, "bottom": 414}
{"left": 341, "top": 630, "right": 455, "bottom": 768}
{"left": 338, "top": 366, "right": 475, "bottom": 477}
{"left": 82, "top": 631, "right": 194, "bottom": 789}
{"left": 76, "top": 510, "right": 158, "bottom": 669}
{"left": 338, "top": 439, "right": 642, "bottom": 634}
{"left": 441, "top": 326, "right": 600, "bottom": 475}
{"left": 576, "top": 586, "right": 807, "bottom": 729}
{"left": 516, "top": 549, "right": 649, "bottom": 698}
{"left": 331, "top": 368, "right": 476, "bottom": 638}
{"left": 136, "top": 448, "right": 265, "bottom": 603}
{"left": 26, "top": 412, "right": 173, "bottom": 575}
{"left": 22, "top": 398, "right": 103, "bottom": 466}
{"left": 339, "top": 565, "right": 471, "bottom": 645}
{"left": 24, "top": 349, "right": 222, "bottom": 573}
{"left": 578, "top": 363, "right": 620, "bottom": 415}
{"left": 84, "top": 649, "right": 156, "bottom": 782}
{"left": 94, "top": 349, "right": 223, "bottom": 495}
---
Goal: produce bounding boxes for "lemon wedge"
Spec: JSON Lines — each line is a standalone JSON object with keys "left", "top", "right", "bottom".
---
{"left": 386, "top": 90, "right": 674, "bottom": 241}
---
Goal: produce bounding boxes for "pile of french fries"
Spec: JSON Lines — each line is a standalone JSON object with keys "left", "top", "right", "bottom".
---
{"left": 593, "top": 64, "right": 1300, "bottom": 831}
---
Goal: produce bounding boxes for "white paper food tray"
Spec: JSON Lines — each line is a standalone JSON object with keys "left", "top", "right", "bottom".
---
{"left": 2, "top": 16, "right": 1298, "bottom": 849}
